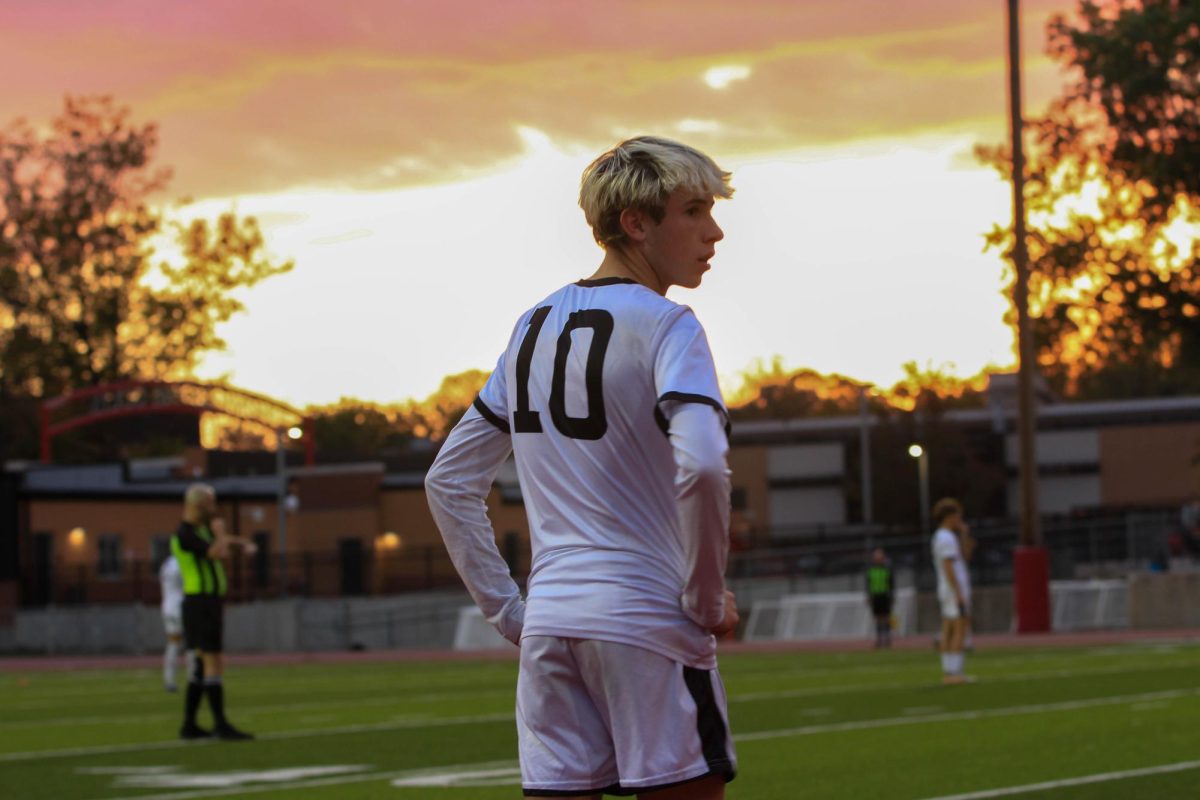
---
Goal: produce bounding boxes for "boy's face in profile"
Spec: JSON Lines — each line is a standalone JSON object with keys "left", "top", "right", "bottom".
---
{"left": 641, "top": 189, "right": 724, "bottom": 290}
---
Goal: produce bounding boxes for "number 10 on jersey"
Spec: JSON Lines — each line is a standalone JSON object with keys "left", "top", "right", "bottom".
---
{"left": 513, "top": 306, "right": 614, "bottom": 441}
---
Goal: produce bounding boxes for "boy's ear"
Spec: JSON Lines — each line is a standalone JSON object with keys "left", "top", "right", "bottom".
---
{"left": 619, "top": 207, "right": 648, "bottom": 242}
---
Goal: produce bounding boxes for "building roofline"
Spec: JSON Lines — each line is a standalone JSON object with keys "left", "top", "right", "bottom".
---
{"left": 731, "top": 395, "right": 1200, "bottom": 441}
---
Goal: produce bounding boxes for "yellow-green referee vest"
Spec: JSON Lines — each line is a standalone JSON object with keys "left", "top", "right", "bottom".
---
{"left": 170, "top": 522, "right": 227, "bottom": 597}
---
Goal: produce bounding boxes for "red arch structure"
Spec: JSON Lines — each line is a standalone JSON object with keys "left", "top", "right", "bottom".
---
{"left": 39, "top": 380, "right": 314, "bottom": 465}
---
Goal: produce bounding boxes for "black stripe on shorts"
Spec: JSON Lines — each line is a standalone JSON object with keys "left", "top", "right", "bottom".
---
{"left": 520, "top": 665, "right": 736, "bottom": 797}
{"left": 682, "top": 665, "right": 736, "bottom": 782}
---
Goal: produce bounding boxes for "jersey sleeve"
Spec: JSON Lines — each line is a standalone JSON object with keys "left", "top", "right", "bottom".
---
{"left": 933, "top": 531, "right": 959, "bottom": 562}
{"left": 473, "top": 307, "right": 537, "bottom": 434}
{"left": 670, "top": 402, "right": 731, "bottom": 630}
{"left": 425, "top": 405, "right": 524, "bottom": 644}
{"left": 472, "top": 348, "right": 510, "bottom": 434}
{"left": 653, "top": 308, "right": 732, "bottom": 630}
{"left": 653, "top": 308, "right": 729, "bottom": 434}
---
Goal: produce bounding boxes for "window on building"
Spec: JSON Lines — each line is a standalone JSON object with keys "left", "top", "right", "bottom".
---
{"left": 98, "top": 534, "right": 123, "bottom": 578}
{"left": 150, "top": 535, "right": 171, "bottom": 571}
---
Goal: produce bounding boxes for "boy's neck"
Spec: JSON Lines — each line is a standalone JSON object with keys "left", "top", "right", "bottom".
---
{"left": 588, "top": 246, "right": 665, "bottom": 296}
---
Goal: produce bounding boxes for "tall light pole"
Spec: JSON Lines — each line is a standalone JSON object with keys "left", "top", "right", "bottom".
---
{"left": 859, "top": 388, "right": 874, "bottom": 525}
{"left": 909, "top": 444, "right": 930, "bottom": 535}
{"left": 276, "top": 425, "right": 302, "bottom": 598}
{"left": 1008, "top": 0, "right": 1049, "bottom": 632}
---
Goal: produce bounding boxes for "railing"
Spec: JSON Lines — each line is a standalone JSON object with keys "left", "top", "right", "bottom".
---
{"left": 19, "top": 545, "right": 481, "bottom": 607}
{"left": 17, "top": 510, "right": 1191, "bottom": 607}
{"left": 729, "top": 510, "right": 1183, "bottom": 591}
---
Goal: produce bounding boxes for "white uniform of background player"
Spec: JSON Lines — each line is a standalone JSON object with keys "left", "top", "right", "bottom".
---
{"left": 159, "top": 554, "right": 185, "bottom": 692}
{"left": 427, "top": 136, "right": 738, "bottom": 800}
{"left": 933, "top": 528, "right": 970, "bottom": 619}
{"left": 931, "top": 498, "right": 971, "bottom": 684}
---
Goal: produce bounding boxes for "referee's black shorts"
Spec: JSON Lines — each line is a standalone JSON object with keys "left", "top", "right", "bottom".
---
{"left": 870, "top": 594, "right": 893, "bottom": 617}
{"left": 182, "top": 595, "right": 224, "bottom": 653}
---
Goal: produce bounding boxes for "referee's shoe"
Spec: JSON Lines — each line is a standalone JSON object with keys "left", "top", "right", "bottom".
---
{"left": 214, "top": 723, "right": 254, "bottom": 741}
{"left": 179, "top": 723, "right": 212, "bottom": 740}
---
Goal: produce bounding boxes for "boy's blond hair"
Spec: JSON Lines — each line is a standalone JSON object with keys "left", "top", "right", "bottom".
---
{"left": 579, "top": 136, "right": 733, "bottom": 248}
{"left": 932, "top": 497, "right": 963, "bottom": 527}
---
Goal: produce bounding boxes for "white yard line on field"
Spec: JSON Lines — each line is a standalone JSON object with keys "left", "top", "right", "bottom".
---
{"left": 5, "top": 656, "right": 1191, "bottom": 731}
{"left": 919, "top": 759, "right": 1200, "bottom": 799}
{"left": 59, "top": 688, "right": 1200, "bottom": 800}
{"left": 98, "top": 762, "right": 518, "bottom": 800}
{"left": 730, "top": 659, "right": 1190, "bottom": 703}
{"left": 0, "top": 712, "right": 514, "bottom": 763}
{"left": 7, "top": 682, "right": 1199, "bottom": 765}
{"left": 733, "top": 687, "right": 1200, "bottom": 742}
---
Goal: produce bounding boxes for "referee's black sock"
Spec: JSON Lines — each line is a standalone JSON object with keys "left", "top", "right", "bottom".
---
{"left": 204, "top": 677, "right": 228, "bottom": 728}
{"left": 184, "top": 653, "right": 205, "bottom": 727}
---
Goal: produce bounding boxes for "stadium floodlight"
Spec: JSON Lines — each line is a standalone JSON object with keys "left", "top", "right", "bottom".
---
{"left": 907, "top": 444, "right": 923, "bottom": 459}
{"left": 276, "top": 427, "right": 298, "bottom": 598}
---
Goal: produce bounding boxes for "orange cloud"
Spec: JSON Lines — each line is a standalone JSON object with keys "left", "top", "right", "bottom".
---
{"left": 0, "top": 0, "right": 1076, "bottom": 199}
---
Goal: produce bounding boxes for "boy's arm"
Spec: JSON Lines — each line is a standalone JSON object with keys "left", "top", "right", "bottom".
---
{"left": 669, "top": 401, "right": 733, "bottom": 633}
{"left": 425, "top": 407, "right": 523, "bottom": 645}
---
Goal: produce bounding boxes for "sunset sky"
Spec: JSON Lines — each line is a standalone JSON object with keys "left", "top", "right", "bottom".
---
{"left": 0, "top": 0, "right": 1081, "bottom": 409}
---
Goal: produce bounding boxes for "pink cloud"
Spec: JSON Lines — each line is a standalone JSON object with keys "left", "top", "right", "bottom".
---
{"left": 0, "top": 0, "right": 1079, "bottom": 199}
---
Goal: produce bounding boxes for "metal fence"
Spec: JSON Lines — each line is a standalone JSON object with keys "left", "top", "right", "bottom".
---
{"left": 730, "top": 510, "right": 1183, "bottom": 592}
{"left": 17, "top": 509, "right": 1190, "bottom": 608}
{"left": 19, "top": 545, "right": 475, "bottom": 607}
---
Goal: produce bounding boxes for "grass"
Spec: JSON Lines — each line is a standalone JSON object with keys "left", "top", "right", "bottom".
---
{"left": 2, "top": 638, "right": 1199, "bottom": 799}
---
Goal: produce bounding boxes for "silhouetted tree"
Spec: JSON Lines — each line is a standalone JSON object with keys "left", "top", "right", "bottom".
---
{"left": 728, "top": 357, "right": 872, "bottom": 421}
{"left": 0, "top": 96, "right": 292, "bottom": 458}
{"left": 309, "top": 400, "right": 418, "bottom": 456}
{"left": 306, "top": 369, "right": 489, "bottom": 456}
{"left": 979, "top": 0, "right": 1200, "bottom": 398}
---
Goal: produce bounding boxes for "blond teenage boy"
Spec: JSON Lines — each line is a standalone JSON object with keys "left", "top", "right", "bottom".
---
{"left": 427, "top": 136, "right": 738, "bottom": 799}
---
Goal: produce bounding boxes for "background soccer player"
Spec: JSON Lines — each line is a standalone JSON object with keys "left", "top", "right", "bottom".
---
{"left": 159, "top": 553, "right": 184, "bottom": 692}
{"left": 931, "top": 498, "right": 971, "bottom": 685}
{"left": 427, "top": 136, "right": 738, "bottom": 799}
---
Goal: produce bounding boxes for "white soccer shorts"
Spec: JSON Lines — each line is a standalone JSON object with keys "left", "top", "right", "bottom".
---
{"left": 162, "top": 613, "right": 182, "bottom": 636}
{"left": 939, "top": 594, "right": 971, "bottom": 620}
{"left": 516, "top": 636, "right": 736, "bottom": 796}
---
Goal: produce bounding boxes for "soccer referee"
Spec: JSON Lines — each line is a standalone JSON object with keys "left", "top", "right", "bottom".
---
{"left": 172, "top": 483, "right": 256, "bottom": 741}
{"left": 866, "top": 548, "right": 894, "bottom": 649}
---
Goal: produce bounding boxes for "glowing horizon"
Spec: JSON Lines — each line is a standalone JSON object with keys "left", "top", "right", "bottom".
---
{"left": 0, "top": 0, "right": 1079, "bottom": 409}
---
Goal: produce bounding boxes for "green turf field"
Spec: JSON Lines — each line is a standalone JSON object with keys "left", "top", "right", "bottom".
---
{"left": 2, "top": 639, "right": 1199, "bottom": 799}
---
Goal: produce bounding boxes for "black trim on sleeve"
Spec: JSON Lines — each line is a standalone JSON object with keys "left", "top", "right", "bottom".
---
{"left": 574, "top": 277, "right": 638, "bottom": 287}
{"left": 472, "top": 396, "right": 511, "bottom": 434}
{"left": 655, "top": 392, "right": 732, "bottom": 439}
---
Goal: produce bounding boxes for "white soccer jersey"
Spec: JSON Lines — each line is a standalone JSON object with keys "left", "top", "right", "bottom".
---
{"left": 427, "top": 277, "right": 731, "bottom": 669}
{"left": 159, "top": 555, "right": 184, "bottom": 617}
{"left": 932, "top": 528, "right": 970, "bottom": 604}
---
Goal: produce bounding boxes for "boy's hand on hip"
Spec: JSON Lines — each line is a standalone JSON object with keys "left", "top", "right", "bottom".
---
{"left": 708, "top": 590, "right": 739, "bottom": 636}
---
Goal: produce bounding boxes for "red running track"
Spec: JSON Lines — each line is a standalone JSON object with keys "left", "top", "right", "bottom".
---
{"left": 2, "top": 628, "right": 1198, "bottom": 673}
